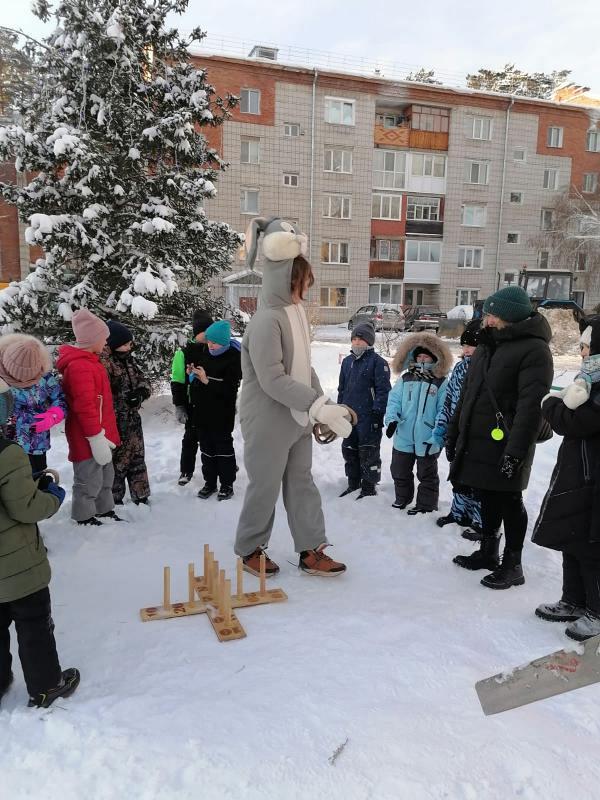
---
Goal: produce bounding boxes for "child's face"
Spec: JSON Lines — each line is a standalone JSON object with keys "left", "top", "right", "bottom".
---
{"left": 462, "top": 344, "right": 476, "bottom": 357}
{"left": 207, "top": 340, "right": 221, "bottom": 350}
{"left": 416, "top": 353, "right": 434, "bottom": 364}
{"left": 116, "top": 341, "right": 133, "bottom": 353}
{"left": 581, "top": 342, "right": 590, "bottom": 359}
{"left": 351, "top": 336, "right": 368, "bottom": 348}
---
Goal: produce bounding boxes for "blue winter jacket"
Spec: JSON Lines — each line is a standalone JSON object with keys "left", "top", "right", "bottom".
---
{"left": 384, "top": 366, "right": 448, "bottom": 456}
{"left": 431, "top": 356, "right": 470, "bottom": 447}
{"left": 337, "top": 348, "right": 391, "bottom": 428}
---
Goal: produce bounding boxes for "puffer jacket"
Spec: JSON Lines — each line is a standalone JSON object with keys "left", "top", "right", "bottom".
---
{"left": 6, "top": 371, "right": 67, "bottom": 455}
{"left": 337, "top": 348, "right": 391, "bottom": 430}
{"left": 170, "top": 340, "right": 209, "bottom": 409}
{"left": 0, "top": 438, "right": 59, "bottom": 603}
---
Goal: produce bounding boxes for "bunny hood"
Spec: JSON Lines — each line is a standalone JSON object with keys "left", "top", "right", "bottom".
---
{"left": 244, "top": 216, "right": 307, "bottom": 309}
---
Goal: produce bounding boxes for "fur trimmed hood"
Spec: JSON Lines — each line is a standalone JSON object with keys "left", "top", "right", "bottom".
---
{"left": 391, "top": 332, "right": 453, "bottom": 378}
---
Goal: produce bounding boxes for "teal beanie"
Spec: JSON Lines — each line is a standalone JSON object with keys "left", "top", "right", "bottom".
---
{"left": 204, "top": 319, "right": 231, "bottom": 347}
{"left": 483, "top": 286, "right": 532, "bottom": 323}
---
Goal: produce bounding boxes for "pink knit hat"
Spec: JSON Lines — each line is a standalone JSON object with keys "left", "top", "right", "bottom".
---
{"left": 71, "top": 309, "right": 109, "bottom": 348}
{"left": 0, "top": 333, "right": 52, "bottom": 388}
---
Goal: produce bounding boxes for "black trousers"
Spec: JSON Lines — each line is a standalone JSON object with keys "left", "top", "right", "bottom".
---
{"left": 479, "top": 490, "right": 528, "bottom": 552}
{"left": 341, "top": 426, "right": 383, "bottom": 487}
{"left": 391, "top": 449, "right": 440, "bottom": 510}
{"left": 29, "top": 453, "right": 48, "bottom": 474}
{"left": 198, "top": 428, "right": 237, "bottom": 488}
{"left": 562, "top": 547, "right": 600, "bottom": 615}
{"left": 0, "top": 587, "right": 62, "bottom": 697}
{"left": 179, "top": 417, "right": 198, "bottom": 476}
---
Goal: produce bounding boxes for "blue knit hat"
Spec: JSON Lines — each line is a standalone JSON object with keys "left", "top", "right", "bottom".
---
{"left": 483, "top": 286, "right": 532, "bottom": 323}
{"left": 205, "top": 320, "right": 231, "bottom": 347}
{"left": 0, "top": 378, "right": 14, "bottom": 425}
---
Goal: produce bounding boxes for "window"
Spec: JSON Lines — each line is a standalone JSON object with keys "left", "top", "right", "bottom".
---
{"left": 376, "top": 114, "right": 405, "bottom": 128}
{"left": 407, "top": 196, "right": 440, "bottom": 220}
{"left": 240, "top": 138, "right": 260, "bottom": 164}
{"left": 547, "top": 126, "right": 564, "bottom": 148}
{"left": 513, "top": 148, "right": 526, "bottom": 162}
{"left": 404, "top": 288, "right": 425, "bottom": 306}
{"left": 324, "top": 97, "right": 355, "bottom": 126}
{"left": 240, "top": 89, "right": 260, "bottom": 115}
{"left": 510, "top": 191, "right": 523, "bottom": 204}
{"left": 470, "top": 116, "right": 492, "bottom": 140}
{"left": 240, "top": 188, "right": 259, "bottom": 214}
{"left": 538, "top": 250, "right": 550, "bottom": 269}
{"left": 371, "top": 193, "right": 402, "bottom": 220}
{"left": 283, "top": 172, "right": 299, "bottom": 187}
{"left": 320, "top": 287, "right": 348, "bottom": 307}
{"left": 461, "top": 204, "right": 487, "bottom": 227}
{"left": 465, "top": 160, "right": 489, "bottom": 185}
{"left": 373, "top": 150, "right": 406, "bottom": 189}
{"left": 284, "top": 123, "right": 300, "bottom": 137}
{"left": 370, "top": 239, "right": 401, "bottom": 261}
{"left": 576, "top": 253, "right": 588, "bottom": 272}
{"left": 412, "top": 153, "right": 446, "bottom": 178}
{"left": 324, "top": 147, "right": 353, "bottom": 174}
{"left": 540, "top": 209, "right": 554, "bottom": 230}
{"left": 405, "top": 240, "right": 441, "bottom": 262}
{"left": 543, "top": 169, "right": 558, "bottom": 190}
{"left": 410, "top": 105, "right": 449, "bottom": 133}
{"left": 369, "top": 283, "right": 403, "bottom": 304}
{"left": 458, "top": 246, "right": 483, "bottom": 269}
{"left": 506, "top": 232, "right": 520, "bottom": 244}
{"left": 583, "top": 173, "right": 598, "bottom": 193}
{"left": 456, "top": 288, "right": 480, "bottom": 305}
{"left": 321, "top": 241, "right": 349, "bottom": 264}
{"left": 586, "top": 129, "right": 600, "bottom": 152}
{"left": 323, "top": 194, "right": 352, "bottom": 219}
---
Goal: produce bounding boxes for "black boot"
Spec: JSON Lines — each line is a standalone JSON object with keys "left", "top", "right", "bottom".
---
{"left": 217, "top": 485, "right": 234, "bottom": 501}
{"left": 356, "top": 481, "right": 377, "bottom": 499}
{"left": 28, "top": 668, "right": 80, "bottom": 709}
{"left": 197, "top": 483, "right": 217, "bottom": 499}
{"left": 461, "top": 525, "right": 484, "bottom": 542}
{"left": 436, "top": 514, "right": 457, "bottom": 528}
{"left": 453, "top": 536, "right": 500, "bottom": 571}
{"left": 339, "top": 480, "right": 360, "bottom": 497}
{"left": 481, "top": 548, "right": 524, "bottom": 589}
{"left": 97, "top": 510, "right": 125, "bottom": 522}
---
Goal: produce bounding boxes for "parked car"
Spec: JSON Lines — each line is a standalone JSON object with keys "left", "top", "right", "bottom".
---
{"left": 347, "top": 303, "right": 405, "bottom": 332}
{"left": 402, "top": 305, "right": 446, "bottom": 332}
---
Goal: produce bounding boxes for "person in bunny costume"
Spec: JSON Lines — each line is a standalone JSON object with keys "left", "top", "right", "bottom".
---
{"left": 234, "top": 217, "right": 353, "bottom": 577}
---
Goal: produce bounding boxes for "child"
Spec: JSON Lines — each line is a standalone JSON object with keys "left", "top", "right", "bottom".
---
{"left": 0, "top": 334, "right": 67, "bottom": 473}
{"left": 433, "top": 319, "right": 483, "bottom": 539}
{"left": 189, "top": 319, "right": 241, "bottom": 501}
{"left": 171, "top": 310, "right": 213, "bottom": 485}
{"left": 56, "top": 309, "right": 121, "bottom": 526}
{"left": 101, "top": 320, "right": 151, "bottom": 506}
{"left": 337, "top": 322, "right": 391, "bottom": 498}
{"left": 385, "top": 333, "right": 452, "bottom": 515}
{"left": 0, "top": 375, "right": 79, "bottom": 709}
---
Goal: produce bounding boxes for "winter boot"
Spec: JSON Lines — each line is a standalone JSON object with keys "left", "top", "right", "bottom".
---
{"left": 356, "top": 481, "right": 377, "bottom": 500}
{"left": 299, "top": 545, "right": 346, "bottom": 577}
{"left": 97, "top": 510, "right": 125, "bottom": 522}
{"left": 392, "top": 500, "right": 408, "bottom": 509}
{"left": 197, "top": 484, "right": 217, "bottom": 500}
{"left": 339, "top": 480, "right": 360, "bottom": 497}
{"left": 461, "top": 525, "right": 484, "bottom": 542}
{"left": 535, "top": 599, "right": 586, "bottom": 623}
{"left": 217, "top": 485, "right": 234, "bottom": 501}
{"left": 453, "top": 536, "right": 500, "bottom": 571}
{"left": 28, "top": 668, "right": 80, "bottom": 709}
{"left": 178, "top": 473, "right": 193, "bottom": 486}
{"left": 436, "top": 514, "right": 457, "bottom": 528}
{"left": 242, "top": 548, "right": 280, "bottom": 577}
{"left": 565, "top": 610, "right": 600, "bottom": 641}
{"left": 133, "top": 498, "right": 150, "bottom": 506}
{"left": 481, "top": 548, "right": 524, "bottom": 589}
{"left": 77, "top": 516, "right": 103, "bottom": 526}
{"left": 407, "top": 505, "right": 434, "bottom": 516}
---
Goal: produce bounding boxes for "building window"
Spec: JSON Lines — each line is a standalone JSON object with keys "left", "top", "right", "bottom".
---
{"left": 284, "top": 123, "right": 300, "bottom": 137}
{"left": 324, "top": 97, "right": 355, "bottom": 126}
{"left": 324, "top": 147, "right": 353, "bottom": 174}
{"left": 240, "top": 138, "right": 260, "bottom": 164}
{"left": 240, "top": 89, "right": 260, "bottom": 115}
{"left": 576, "top": 253, "right": 588, "bottom": 272}
{"left": 458, "top": 246, "right": 483, "bottom": 269}
{"left": 320, "top": 287, "right": 348, "bottom": 307}
{"left": 283, "top": 172, "right": 299, "bottom": 187}
{"left": 410, "top": 105, "right": 449, "bottom": 133}
{"left": 510, "top": 191, "right": 523, "bottom": 204}
{"left": 369, "top": 282, "right": 403, "bottom": 304}
{"left": 540, "top": 209, "right": 554, "bottom": 230}
{"left": 371, "top": 193, "right": 402, "bottom": 220}
{"left": 323, "top": 194, "right": 352, "bottom": 219}
{"left": 470, "top": 116, "right": 492, "bottom": 140}
{"left": 543, "top": 169, "right": 559, "bottom": 190}
{"left": 513, "top": 148, "right": 526, "bottom": 162}
{"left": 406, "top": 240, "right": 441, "bottom": 262}
{"left": 506, "top": 232, "right": 520, "bottom": 244}
{"left": 404, "top": 288, "right": 425, "bottom": 305}
{"left": 240, "top": 188, "right": 259, "bottom": 214}
{"left": 461, "top": 204, "right": 487, "bottom": 227}
{"left": 456, "top": 288, "right": 480, "bottom": 305}
{"left": 538, "top": 250, "right": 550, "bottom": 269}
{"left": 586, "top": 129, "right": 600, "bottom": 152}
{"left": 547, "top": 126, "right": 564, "bottom": 148}
{"left": 321, "top": 241, "right": 350, "bottom": 264}
{"left": 583, "top": 173, "right": 598, "bottom": 193}
{"left": 465, "top": 160, "right": 489, "bottom": 185}
{"left": 376, "top": 113, "right": 405, "bottom": 128}
{"left": 407, "top": 196, "right": 440, "bottom": 220}
{"left": 412, "top": 153, "right": 446, "bottom": 178}
{"left": 373, "top": 150, "right": 406, "bottom": 189}
{"left": 371, "top": 239, "right": 401, "bottom": 261}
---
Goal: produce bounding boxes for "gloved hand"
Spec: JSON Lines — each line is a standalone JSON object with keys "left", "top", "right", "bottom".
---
{"left": 33, "top": 406, "right": 65, "bottom": 433}
{"left": 175, "top": 406, "right": 188, "bottom": 425}
{"left": 86, "top": 430, "right": 116, "bottom": 466}
{"left": 445, "top": 445, "right": 456, "bottom": 462}
{"left": 500, "top": 454, "right": 522, "bottom": 479}
{"left": 44, "top": 480, "right": 66, "bottom": 506}
{"left": 308, "top": 397, "right": 352, "bottom": 439}
{"left": 386, "top": 421, "right": 397, "bottom": 439}
{"left": 372, "top": 412, "right": 384, "bottom": 432}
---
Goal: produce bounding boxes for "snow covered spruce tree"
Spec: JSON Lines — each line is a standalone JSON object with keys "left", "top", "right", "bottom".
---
{"left": 0, "top": 0, "right": 241, "bottom": 379}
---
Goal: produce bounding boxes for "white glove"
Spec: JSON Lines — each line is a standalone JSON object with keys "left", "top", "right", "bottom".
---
{"left": 87, "top": 430, "right": 116, "bottom": 466}
{"left": 309, "top": 396, "right": 352, "bottom": 439}
{"left": 175, "top": 406, "right": 188, "bottom": 425}
{"left": 562, "top": 378, "right": 591, "bottom": 410}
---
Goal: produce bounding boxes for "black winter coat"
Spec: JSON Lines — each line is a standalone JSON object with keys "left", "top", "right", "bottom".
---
{"left": 532, "top": 384, "right": 600, "bottom": 551}
{"left": 189, "top": 346, "right": 242, "bottom": 432}
{"left": 170, "top": 341, "right": 209, "bottom": 409}
{"left": 447, "top": 313, "right": 553, "bottom": 492}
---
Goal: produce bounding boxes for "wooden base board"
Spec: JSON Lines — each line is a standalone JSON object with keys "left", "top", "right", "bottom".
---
{"left": 207, "top": 608, "right": 246, "bottom": 641}
{"left": 140, "top": 601, "right": 207, "bottom": 622}
{"left": 193, "top": 579, "right": 287, "bottom": 609}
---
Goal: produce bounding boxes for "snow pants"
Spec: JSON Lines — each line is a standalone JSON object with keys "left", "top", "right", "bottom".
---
{"left": 235, "top": 425, "right": 327, "bottom": 557}
{"left": 71, "top": 458, "right": 115, "bottom": 521}
{"left": 112, "top": 413, "right": 150, "bottom": 504}
{"left": 198, "top": 427, "right": 237, "bottom": 489}
{"left": 561, "top": 545, "right": 600, "bottom": 615}
{"left": 341, "top": 424, "right": 382, "bottom": 488}
{"left": 450, "top": 485, "right": 482, "bottom": 529}
{"left": 179, "top": 417, "right": 198, "bottom": 477}
{"left": 391, "top": 448, "right": 440, "bottom": 510}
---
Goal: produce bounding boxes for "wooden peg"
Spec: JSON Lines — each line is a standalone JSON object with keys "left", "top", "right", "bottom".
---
{"left": 236, "top": 557, "right": 244, "bottom": 599}
{"left": 163, "top": 566, "right": 171, "bottom": 610}
{"left": 203, "top": 544, "right": 209, "bottom": 582}
{"left": 223, "top": 578, "right": 232, "bottom": 625}
{"left": 259, "top": 554, "right": 266, "bottom": 597}
{"left": 188, "top": 562, "right": 195, "bottom": 604}
{"left": 218, "top": 569, "right": 226, "bottom": 612}
{"left": 212, "top": 562, "right": 219, "bottom": 601}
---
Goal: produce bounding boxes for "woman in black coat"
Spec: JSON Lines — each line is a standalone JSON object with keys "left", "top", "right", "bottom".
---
{"left": 446, "top": 286, "right": 553, "bottom": 589}
{"left": 532, "top": 319, "right": 600, "bottom": 641}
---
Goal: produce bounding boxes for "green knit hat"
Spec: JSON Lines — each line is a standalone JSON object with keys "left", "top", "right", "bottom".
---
{"left": 483, "top": 286, "right": 532, "bottom": 323}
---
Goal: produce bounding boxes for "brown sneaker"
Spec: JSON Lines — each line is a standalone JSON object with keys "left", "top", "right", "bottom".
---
{"left": 242, "top": 548, "right": 280, "bottom": 577}
{"left": 299, "top": 546, "right": 346, "bottom": 577}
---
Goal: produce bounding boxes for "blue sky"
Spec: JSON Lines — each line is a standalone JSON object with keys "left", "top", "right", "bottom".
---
{"left": 4, "top": 0, "right": 600, "bottom": 93}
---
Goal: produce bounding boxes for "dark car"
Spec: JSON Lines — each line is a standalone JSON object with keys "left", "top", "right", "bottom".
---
{"left": 402, "top": 305, "right": 446, "bottom": 332}
{"left": 347, "top": 303, "right": 405, "bottom": 332}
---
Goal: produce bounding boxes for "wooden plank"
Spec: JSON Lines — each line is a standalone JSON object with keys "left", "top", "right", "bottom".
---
{"left": 231, "top": 588, "right": 288, "bottom": 608}
{"left": 140, "top": 601, "right": 207, "bottom": 622}
{"left": 207, "top": 608, "right": 246, "bottom": 641}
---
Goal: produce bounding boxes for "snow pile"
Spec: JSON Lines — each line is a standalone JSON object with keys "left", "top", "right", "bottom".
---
{"left": 539, "top": 308, "right": 582, "bottom": 356}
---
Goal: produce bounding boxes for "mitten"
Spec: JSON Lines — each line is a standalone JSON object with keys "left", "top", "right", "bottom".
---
{"left": 386, "top": 421, "right": 397, "bottom": 439}
{"left": 175, "top": 406, "right": 188, "bottom": 425}
{"left": 562, "top": 377, "right": 591, "bottom": 410}
{"left": 44, "top": 480, "right": 66, "bottom": 506}
{"left": 87, "top": 430, "right": 116, "bottom": 466}
{"left": 33, "top": 406, "right": 65, "bottom": 433}
{"left": 500, "top": 454, "right": 522, "bottom": 480}
{"left": 308, "top": 396, "right": 352, "bottom": 439}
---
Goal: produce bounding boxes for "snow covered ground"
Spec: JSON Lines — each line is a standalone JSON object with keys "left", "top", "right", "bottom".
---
{"left": 2, "top": 341, "right": 597, "bottom": 800}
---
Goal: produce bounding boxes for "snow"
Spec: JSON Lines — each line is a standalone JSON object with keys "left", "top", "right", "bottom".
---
{"left": 130, "top": 295, "right": 158, "bottom": 318}
{"left": 128, "top": 147, "right": 141, "bottom": 160}
{"left": 447, "top": 304, "right": 474, "bottom": 320}
{"left": 2, "top": 342, "right": 597, "bottom": 799}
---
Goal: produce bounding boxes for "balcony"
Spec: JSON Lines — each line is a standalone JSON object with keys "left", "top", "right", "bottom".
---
{"left": 369, "top": 261, "right": 404, "bottom": 280}
{"left": 405, "top": 219, "right": 443, "bottom": 237}
{"left": 374, "top": 124, "right": 410, "bottom": 148}
{"left": 408, "top": 130, "right": 449, "bottom": 151}
{"left": 404, "top": 261, "right": 441, "bottom": 284}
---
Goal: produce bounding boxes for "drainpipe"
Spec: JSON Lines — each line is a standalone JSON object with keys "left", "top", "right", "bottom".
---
{"left": 494, "top": 96, "right": 515, "bottom": 286}
{"left": 308, "top": 69, "right": 318, "bottom": 265}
